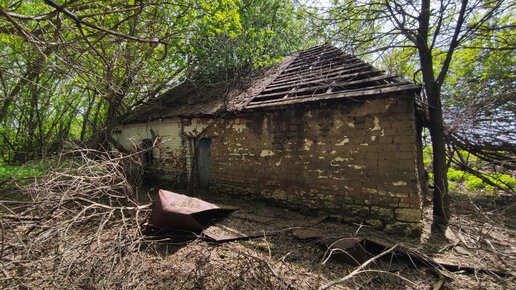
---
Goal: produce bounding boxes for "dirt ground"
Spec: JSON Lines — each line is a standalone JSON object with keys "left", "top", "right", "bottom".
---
{"left": 124, "top": 185, "right": 515, "bottom": 289}
{"left": 1, "top": 183, "right": 514, "bottom": 289}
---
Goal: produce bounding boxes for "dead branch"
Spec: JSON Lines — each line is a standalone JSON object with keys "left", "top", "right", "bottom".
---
{"left": 319, "top": 244, "right": 398, "bottom": 290}
{"left": 0, "top": 145, "right": 153, "bottom": 288}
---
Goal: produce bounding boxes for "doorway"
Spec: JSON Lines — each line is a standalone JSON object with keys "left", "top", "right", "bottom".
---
{"left": 197, "top": 138, "right": 211, "bottom": 188}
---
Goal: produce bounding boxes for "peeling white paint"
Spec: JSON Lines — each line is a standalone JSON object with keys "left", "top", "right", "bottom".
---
{"left": 230, "top": 123, "right": 247, "bottom": 133}
{"left": 303, "top": 138, "right": 313, "bottom": 151}
{"left": 371, "top": 136, "right": 377, "bottom": 141}
{"left": 334, "top": 119, "right": 343, "bottom": 129}
{"left": 346, "top": 121, "right": 355, "bottom": 128}
{"left": 336, "top": 138, "right": 349, "bottom": 146}
{"left": 385, "top": 98, "right": 395, "bottom": 110}
{"left": 392, "top": 181, "right": 407, "bottom": 186}
{"left": 363, "top": 187, "right": 377, "bottom": 194}
{"left": 370, "top": 116, "right": 381, "bottom": 131}
{"left": 275, "top": 158, "right": 282, "bottom": 166}
{"left": 262, "top": 117, "right": 268, "bottom": 132}
{"left": 330, "top": 150, "right": 337, "bottom": 154}
{"left": 260, "top": 150, "right": 275, "bottom": 157}
{"left": 360, "top": 143, "right": 368, "bottom": 146}
{"left": 334, "top": 157, "right": 349, "bottom": 162}
{"left": 315, "top": 169, "right": 328, "bottom": 179}
{"left": 348, "top": 164, "right": 364, "bottom": 169}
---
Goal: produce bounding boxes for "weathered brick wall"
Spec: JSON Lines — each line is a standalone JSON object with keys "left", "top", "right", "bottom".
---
{"left": 205, "top": 94, "right": 422, "bottom": 235}
{"left": 114, "top": 93, "right": 422, "bottom": 235}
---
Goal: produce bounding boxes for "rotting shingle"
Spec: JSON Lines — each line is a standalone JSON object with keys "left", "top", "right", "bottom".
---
{"left": 122, "top": 44, "right": 419, "bottom": 124}
{"left": 245, "top": 44, "right": 419, "bottom": 109}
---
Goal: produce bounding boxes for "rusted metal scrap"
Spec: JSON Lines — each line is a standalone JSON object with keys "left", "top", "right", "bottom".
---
{"left": 321, "top": 238, "right": 388, "bottom": 266}
{"left": 147, "top": 189, "right": 235, "bottom": 232}
{"left": 296, "top": 235, "right": 512, "bottom": 277}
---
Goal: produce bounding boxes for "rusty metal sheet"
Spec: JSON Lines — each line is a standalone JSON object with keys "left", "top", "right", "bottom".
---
{"left": 318, "top": 238, "right": 511, "bottom": 277}
{"left": 322, "top": 238, "right": 388, "bottom": 266}
{"left": 148, "top": 189, "right": 235, "bottom": 232}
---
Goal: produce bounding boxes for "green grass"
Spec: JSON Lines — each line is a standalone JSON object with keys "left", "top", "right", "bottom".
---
{"left": 424, "top": 147, "right": 515, "bottom": 195}
{"left": 447, "top": 167, "right": 515, "bottom": 193}
{"left": 0, "top": 160, "right": 52, "bottom": 180}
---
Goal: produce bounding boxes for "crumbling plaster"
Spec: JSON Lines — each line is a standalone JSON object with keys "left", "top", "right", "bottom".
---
{"left": 114, "top": 93, "right": 422, "bottom": 235}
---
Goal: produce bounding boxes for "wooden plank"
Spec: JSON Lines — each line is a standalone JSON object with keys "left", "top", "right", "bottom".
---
{"left": 245, "top": 84, "right": 420, "bottom": 109}
{"left": 272, "top": 61, "right": 369, "bottom": 84}
{"left": 281, "top": 49, "right": 354, "bottom": 72}
{"left": 261, "top": 71, "right": 380, "bottom": 96}
{"left": 250, "top": 74, "right": 396, "bottom": 101}
{"left": 281, "top": 56, "right": 352, "bottom": 74}
{"left": 264, "top": 66, "right": 379, "bottom": 92}
{"left": 227, "top": 53, "right": 299, "bottom": 111}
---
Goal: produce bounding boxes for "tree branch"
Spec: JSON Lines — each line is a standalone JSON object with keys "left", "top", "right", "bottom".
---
{"left": 42, "top": 0, "right": 164, "bottom": 44}
{"left": 436, "top": 0, "right": 468, "bottom": 87}
{"left": 319, "top": 244, "right": 398, "bottom": 290}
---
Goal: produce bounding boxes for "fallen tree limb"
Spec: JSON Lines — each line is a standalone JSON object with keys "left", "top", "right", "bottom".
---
{"left": 319, "top": 244, "right": 398, "bottom": 290}
{"left": 0, "top": 146, "right": 153, "bottom": 288}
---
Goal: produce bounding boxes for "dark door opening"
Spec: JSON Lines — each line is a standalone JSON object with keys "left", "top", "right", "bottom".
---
{"left": 197, "top": 138, "right": 211, "bottom": 188}
{"left": 141, "top": 138, "right": 154, "bottom": 169}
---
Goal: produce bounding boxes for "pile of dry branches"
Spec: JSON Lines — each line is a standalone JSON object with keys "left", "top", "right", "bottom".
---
{"left": 0, "top": 146, "right": 336, "bottom": 288}
{"left": 0, "top": 147, "right": 152, "bottom": 288}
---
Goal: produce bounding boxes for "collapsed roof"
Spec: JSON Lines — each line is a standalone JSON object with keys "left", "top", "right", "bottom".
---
{"left": 123, "top": 44, "right": 419, "bottom": 124}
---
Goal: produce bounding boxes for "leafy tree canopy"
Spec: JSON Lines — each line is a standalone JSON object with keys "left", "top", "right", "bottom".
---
{"left": 0, "top": 0, "right": 312, "bottom": 163}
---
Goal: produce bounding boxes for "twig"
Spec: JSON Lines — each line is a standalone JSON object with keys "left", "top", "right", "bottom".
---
{"left": 319, "top": 244, "right": 398, "bottom": 290}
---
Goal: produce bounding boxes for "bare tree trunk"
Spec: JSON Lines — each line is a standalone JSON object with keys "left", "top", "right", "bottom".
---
{"left": 417, "top": 0, "right": 450, "bottom": 230}
{"left": 428, "top": 88, "right": 450, "bottom": 226}
{"left": 79, "top": 89, "right": 97, "bottom": 141}
{"left": 419, "top": 49, "right": 449, "bottom": 227}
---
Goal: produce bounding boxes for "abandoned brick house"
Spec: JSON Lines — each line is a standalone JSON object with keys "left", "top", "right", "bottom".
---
{"left": 113, "top": 44, "right": 424, "bottom": 235}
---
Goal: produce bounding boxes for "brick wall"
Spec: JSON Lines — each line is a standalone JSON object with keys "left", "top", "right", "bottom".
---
{"left": 115, "top": 93, "right": 423, "bottom": 235}
{"left": 205, "top": 94, "right": 422, "bottom": 235}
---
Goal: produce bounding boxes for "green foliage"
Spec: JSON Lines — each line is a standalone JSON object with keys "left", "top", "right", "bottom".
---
{"left": 183, "top": 0, "right": 314, "bottom": 80}
{"left": 0, "top": 0, "right": 311, "bottom": 162}
{"left": 423, "top": 147, "right": 515, "bottom": 195}
{"left": 0, "top": 160, "right": 51, "bottom": 180}
{"left": 447, "top": 167, "right": 515, "bottom": 193}
{"left": 0, "top": 164, "right": 33, "bottom": 180}
{"left": 440, "top": 10, "right": 515, "bottom": 122}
